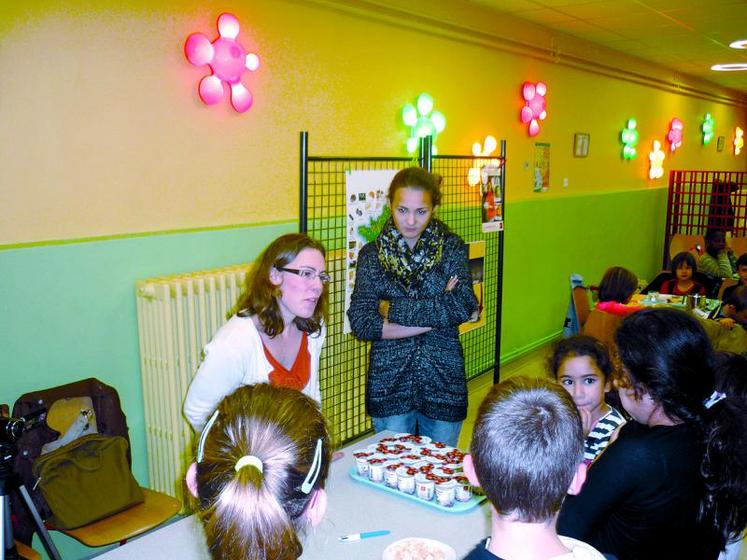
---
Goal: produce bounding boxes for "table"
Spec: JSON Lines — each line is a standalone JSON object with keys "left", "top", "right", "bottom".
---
{"left": 97, "top": 432, "right": 491, "bottom": 559}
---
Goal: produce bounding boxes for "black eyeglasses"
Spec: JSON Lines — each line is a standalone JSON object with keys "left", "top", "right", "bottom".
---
{"left": 276, "top": 267, "right": 331, "bottom": 284}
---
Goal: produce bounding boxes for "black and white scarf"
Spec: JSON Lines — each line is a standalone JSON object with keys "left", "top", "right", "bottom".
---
{"left": 376, "top": 217, "right": 446, "bottom": 295}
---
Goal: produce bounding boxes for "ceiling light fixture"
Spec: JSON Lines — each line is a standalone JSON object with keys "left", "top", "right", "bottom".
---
{"left": 728, "top": 40, "right": 747, "bottom": 49}
{"left": 711, "top": 63, "right": 747, "bottom": 72}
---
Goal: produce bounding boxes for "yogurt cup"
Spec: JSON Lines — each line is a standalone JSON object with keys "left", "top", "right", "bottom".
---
{"left": 415, "top": 473, "right": 435, "bottom": 501}
{"left": 384, "top": 462, "right": 402, "bottom": 488}
{"left": 353, "top": 450, "right": 374, "bottom": 476}
{"left": 368, "top": 455, "right": 388, "bottom": 483}
{"left": 454, "top": 476, "right": 472, "bottom": 502}
{"left": 396, "top": 465, "right": 418, "bottom": 494}
{"left": 435, "top": 478, "right": 457, "bottom": 507}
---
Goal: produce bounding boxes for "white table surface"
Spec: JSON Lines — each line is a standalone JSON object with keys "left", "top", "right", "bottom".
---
{"left": 97, "top": 432, "right": 491, "bottom": 559}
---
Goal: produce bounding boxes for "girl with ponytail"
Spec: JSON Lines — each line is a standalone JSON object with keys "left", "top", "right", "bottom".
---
{"left": 185, "top": 383, "right": 331, "bottom": 560}
{"left": 558, "top": 308, "right": 747, "bottom": 560}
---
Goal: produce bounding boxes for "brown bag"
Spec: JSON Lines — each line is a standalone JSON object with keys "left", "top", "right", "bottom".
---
{"left": 32, "top": 434, "right": 144, "bottom": 529}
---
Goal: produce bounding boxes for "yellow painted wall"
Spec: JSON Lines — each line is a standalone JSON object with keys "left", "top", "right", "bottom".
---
{"left": 1, "top": 0, "right": 745, "bottom": 245}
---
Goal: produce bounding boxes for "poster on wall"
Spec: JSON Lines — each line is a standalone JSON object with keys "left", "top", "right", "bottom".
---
{"left": 480, "top": 163, "right": 504, "bottom": 233}
{"left": 533, "top": 142, "right": 551, "bottom": 193}
{"left": 344, "top": 169, "right": 398, "bottom": 334}
{"left": 459, "top": 240, "right": 487, "bottom": 335}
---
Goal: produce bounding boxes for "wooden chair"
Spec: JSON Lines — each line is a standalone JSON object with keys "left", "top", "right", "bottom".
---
{"left": 730, "top": 236, "right": 747, "bottom": 258}
{"left": 572, "top": 286, "right": 591, "bottom": 331}
{"left": 641, "top": 270, "right": 674, "bottom": 294}
{"left": 669, "top": 233, "right": 704, "bottom": 262}
{"left": 12, "top": 379, "right": 182, "bottom": 549}
{"left": 57, "top": 489, "right": 181, "bottom": 547}
{"left": 14, "top": 540, "right": 41, "bottom": 560}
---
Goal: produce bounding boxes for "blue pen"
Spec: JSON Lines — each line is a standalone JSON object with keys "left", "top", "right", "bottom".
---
{"left": 339, "top": 530, "right": 391, "bottom": 542}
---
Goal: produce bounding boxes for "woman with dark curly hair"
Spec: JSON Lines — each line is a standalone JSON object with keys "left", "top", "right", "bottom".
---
{"left": 558, "top": 308, "right": 747, "bottom": 560}
{"left": 184, "top": 233, "right": 329, "bottom": 432}
{"left": 347, "top": 167, "right": 477, "bottom": 446}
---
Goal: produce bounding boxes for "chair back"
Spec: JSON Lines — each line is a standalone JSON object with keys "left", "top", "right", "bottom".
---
{"left": 718, "top": 277, "right": 738, "bottom": 301}
{"left": 11, "top": 378, "right": 130, "bottom": 543}
{"left": 669, "top": 233, "right": 704, "bottom": 263}
{"left": 730, "top": 236, "right": 747, "bottom": 259}
{"left": 641, "top": 271, "right": 674, "bottom": 294}
{"left": 694, "top": 271, "right": 722, "bottom": 299}
{"left": 572, "top": 286, "right": 591, "bottom": 331}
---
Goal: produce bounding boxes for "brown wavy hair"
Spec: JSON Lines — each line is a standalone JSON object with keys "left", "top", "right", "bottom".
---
{"left": 598, "top": 266, "right": 638, "bottom": 304}
{"left": 195, "top": 384, "right": 331, "bottom": 560}
{"left": 387, "top": 166, "right": 443, "bottom": 208}
{"left": 232, "top": 234, "right": 328, "bottom": 337}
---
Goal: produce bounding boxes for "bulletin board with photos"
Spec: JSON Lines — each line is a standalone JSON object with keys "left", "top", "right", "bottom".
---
{"left": 300, "top": 133, "right": 506, "bottom": 444}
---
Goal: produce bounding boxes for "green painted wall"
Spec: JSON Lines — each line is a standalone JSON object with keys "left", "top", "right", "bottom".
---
{"left": 0, "top": 187, "right": 667, "bottom": 557}
{"left": 0, "top": 223, "right": 293, "bottom": 477}
{"left": 501, "top": 187, "right": 668, "bottom": 359}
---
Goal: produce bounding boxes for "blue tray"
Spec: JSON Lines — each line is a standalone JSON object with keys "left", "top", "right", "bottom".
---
{"left": 349, "top": 467, "right": 486, "bottom": 514}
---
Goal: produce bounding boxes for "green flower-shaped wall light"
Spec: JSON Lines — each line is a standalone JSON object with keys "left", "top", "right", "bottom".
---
{"left": 402, "top": 93, "right": 446, "bottom": 155}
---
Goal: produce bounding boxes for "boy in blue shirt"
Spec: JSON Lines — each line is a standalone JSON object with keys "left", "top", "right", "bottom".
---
{"left": 462, "top": 377, "right": 606, "bottom": 560}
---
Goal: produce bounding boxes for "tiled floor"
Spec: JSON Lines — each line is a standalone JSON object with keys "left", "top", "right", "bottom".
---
{"left": 458, "top": 344, "right": 549, "bottom": 450}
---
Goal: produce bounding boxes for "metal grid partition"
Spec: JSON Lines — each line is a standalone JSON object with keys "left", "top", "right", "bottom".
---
{"left": 300, "top": 132, "right": 505, "bottom": 444}
{"left": 433, "top": 151, "right": 505, "bottom": 383}
{"left": 665, "top": 170, "right": 747, "bottom": 267}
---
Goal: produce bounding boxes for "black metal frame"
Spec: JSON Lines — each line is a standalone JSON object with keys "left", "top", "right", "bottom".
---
{"left": 299, "top": 132, "right": 506, "bottom": 444}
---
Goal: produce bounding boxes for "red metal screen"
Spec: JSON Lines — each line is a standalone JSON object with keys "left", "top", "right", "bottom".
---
{"left": 665, "top": 170, "right": 747, "bottom": 267}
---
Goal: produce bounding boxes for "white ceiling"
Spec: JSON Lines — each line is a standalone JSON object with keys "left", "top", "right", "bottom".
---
{"left": 472, "top": 0, "right": 747, "bottom": 94}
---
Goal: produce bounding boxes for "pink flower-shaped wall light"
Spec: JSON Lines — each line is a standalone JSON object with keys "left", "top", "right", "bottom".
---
{"left": 520, "top": 82, "right": 547, "bottom": 137}
{"left": 185, "top": 13, "right": 260, "bottom": 113}
{"left": 667, "top": 118, "right": 684, "bottom": 152}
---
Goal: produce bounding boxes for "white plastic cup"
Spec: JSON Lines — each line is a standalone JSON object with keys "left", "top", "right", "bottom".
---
{"left": 415, "top": 473, "right": 435, "bottom": 501}
{"left": 435, "top": 479, "right": 457, "bottom": 507}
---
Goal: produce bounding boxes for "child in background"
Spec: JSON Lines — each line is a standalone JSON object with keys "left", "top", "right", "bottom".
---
{"left": 462, "top": 376, "right": 606, "bottom": 560}
{"left": 185, "top": 384, "right": 331, "bottom": 560}
{"left": 699, "top": 229, "right": 736, "bottom": 278}
{"left": 719, "top": 286, "right": 747, "bottom": 331}
{"left": 583, "top": 266, "right": 643, "bottom": 355}
{"left": 549, "top": 336, "right": 626, "bottom": 464}
{"left": 722, "top": 253, "right": 747, "bottom": 303}
{"left": 660, "top": 252, "right": 706, "bottom": 296}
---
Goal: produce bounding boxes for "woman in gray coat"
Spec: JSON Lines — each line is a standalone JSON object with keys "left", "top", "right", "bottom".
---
{"left": 347, "top": 167, "right": 477, "bottom": 446}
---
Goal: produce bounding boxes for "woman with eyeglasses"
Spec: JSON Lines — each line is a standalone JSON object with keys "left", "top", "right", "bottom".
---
{"left": 186, "top": 383, "right": 331, "bottom": 560}
{"left": 347, "top": 167, "right": 478, "bottom": 446}
{"left": 184, "top": 233, "right": 329, "bottom": 432}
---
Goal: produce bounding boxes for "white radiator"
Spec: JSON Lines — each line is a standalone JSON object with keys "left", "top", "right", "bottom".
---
{"left": 135, "top": 264, "right": 250, "bottom": 498}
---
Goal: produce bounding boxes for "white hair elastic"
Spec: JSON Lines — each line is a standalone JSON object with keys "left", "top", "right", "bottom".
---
{"left": 301, "top": 438, "right": 324, "bottom": 494}
{"left": 235, "top": 455, "right": 264, "bottom": 473}
{"left": 704, "top": 390, "right": 727, "bottom": 410}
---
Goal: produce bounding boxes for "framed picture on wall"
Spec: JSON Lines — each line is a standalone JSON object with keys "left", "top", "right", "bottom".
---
{"left": 717, "top": 136, "right": 726, "bottom": 152}
{"left": 574, "top": 133, "right": 590, "bottom": 157}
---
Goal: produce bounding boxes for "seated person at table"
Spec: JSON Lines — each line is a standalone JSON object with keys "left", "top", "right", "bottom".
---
{"left": 722, "top": 253, "right": 747, "bottom": 303}
{"left": 719, "top": 285, "right": 747, "bottom": 331}
{"left": 185, "top": 383, "right": 331, "bottom": 560}
{"left": 699, "top": 229, "right": 736, "bottom": 279}
{"left": 660, "top": 251, "right": 706, "bottom": 296}
{"left": 583, "top": 266, "right": 642, "bottom": 351}
{"left": 549, "top": 336, "right": 626, "bottom": 465}
{"left": 462, "top": 376, "right": 606, "bottom": 560}
{"left": 558, "top": 309, "right": 747, "bottom": 560}
{"left": 697, "top": 287, "right": 747, "bottom": 354}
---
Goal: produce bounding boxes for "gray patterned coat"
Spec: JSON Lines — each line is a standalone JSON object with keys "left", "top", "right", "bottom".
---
{"left": 347, "top": 232, "right": 478, "bottom": 421}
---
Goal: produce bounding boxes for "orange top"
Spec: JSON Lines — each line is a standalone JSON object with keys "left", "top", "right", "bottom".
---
{"left": 263, "top": 332, "right": 311, "bottom": 391}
